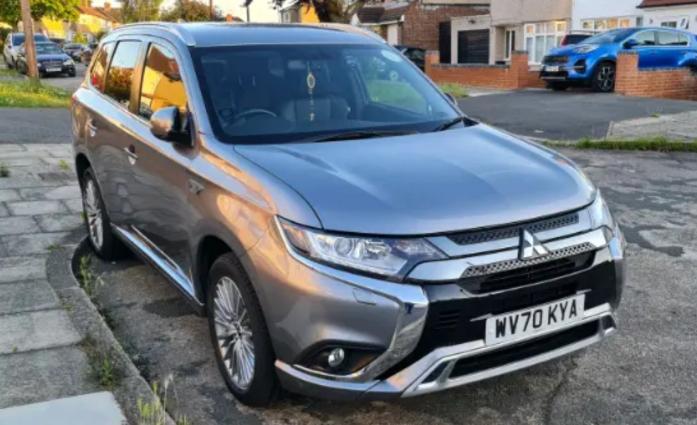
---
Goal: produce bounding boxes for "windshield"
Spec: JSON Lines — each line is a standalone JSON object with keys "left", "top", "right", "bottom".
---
{"left": 35, "top": 44, "right": 63, "bottom": 55}
{"left": 11, "top": 34, "right": 48, "bottom": 46}
{"left": 191, "top": 44, "right": 460, "bottom": 144}
{"left": 583, "top": 29, "right": 637, "bottom": 45}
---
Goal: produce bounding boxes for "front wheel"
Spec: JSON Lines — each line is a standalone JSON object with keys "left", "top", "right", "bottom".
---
{"left": 207, "top": 253, "right": 279, "bottom": 406}
{"left": 592, "top": 62, "right": 616, "bottom": 93}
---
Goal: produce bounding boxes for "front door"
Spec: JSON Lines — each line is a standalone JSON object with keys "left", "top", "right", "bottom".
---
{"left": 631, "top": 30, "right": 660, "bottom": 68}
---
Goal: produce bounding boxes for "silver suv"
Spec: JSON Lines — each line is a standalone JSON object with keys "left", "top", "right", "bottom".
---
{"left": 72, "top": 23, "right": 625, "bottom": 406}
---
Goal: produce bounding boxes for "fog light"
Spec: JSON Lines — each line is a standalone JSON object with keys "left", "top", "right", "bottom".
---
{"left": 327, "top": 348, "right": 345, "bottom": 368}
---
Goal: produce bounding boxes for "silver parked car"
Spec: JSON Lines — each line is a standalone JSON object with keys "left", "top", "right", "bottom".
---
{"left": 72, "top": 23, "right": 625, "bottom": 406}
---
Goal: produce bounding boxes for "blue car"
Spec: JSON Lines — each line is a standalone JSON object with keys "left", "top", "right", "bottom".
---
{"left": 541, "top": 27, "right": 697, "bottom": 92}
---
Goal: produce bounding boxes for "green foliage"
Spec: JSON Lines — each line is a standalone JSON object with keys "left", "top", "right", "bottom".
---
{"left": 58, "top": 159, "right": 71, "bottom": 171}
{"left": 0, "top": 79, "right": 71, "bottom": 108}
{"left": 0, "top": 163, "right": 9, "bottom": 178}
{"left": 78, "top": 254, "right": 103, "bottom": 298}
{"left": 73, "top": 32, "right": 88, "bottom": 44}
{"left": 0, "top": 27, "right": 12, "bottom": 49}
{"left": 0, "top": 0, "right": 79, "bottom": 25}
{"left": 545, "top": 137, "right": 697, "bottom": 152}
{"left": 121, "top": 0, "right": 163, "bottom": 23}
{"left": 82, "top": 336, "right": 120, "bottom": 390}
{"left": 161, "top": 0, "right": 223, "bottom": 22}
{"left": 137, "top": 377, "right": 190, "bottom": 425}
{"left": 439, "top": 83, "right": 469, "bottom": 99}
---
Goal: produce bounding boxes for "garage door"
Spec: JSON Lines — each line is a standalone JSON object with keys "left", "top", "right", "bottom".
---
{"left": 457, "top": 30, "right": 490, "bottom": 64}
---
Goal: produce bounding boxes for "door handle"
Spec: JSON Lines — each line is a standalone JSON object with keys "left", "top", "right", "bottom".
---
{"left": 123, "top": 145, "right": 138, "bottom": 165}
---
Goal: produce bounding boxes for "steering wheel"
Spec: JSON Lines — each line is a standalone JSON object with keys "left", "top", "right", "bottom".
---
{"left": 233, "top": 109, "right": 277, "bottom": 121}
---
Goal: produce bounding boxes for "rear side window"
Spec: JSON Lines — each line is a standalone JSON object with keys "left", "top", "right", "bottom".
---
{"left": 138, "top": 43, "right": 188, "bottom": 119}
{"left": 657, "top": 31, "right": 684, "bottom": 46}
{"left": 89, "top": 42, "right": 114, "bottom": 92}
{"left": 104, "top": 41, "right": 142, "bottom": 108}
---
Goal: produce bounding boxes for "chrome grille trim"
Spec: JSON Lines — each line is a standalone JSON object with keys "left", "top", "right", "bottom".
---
{"left": 460, "top": 242, "right": 595, "bottom": 278}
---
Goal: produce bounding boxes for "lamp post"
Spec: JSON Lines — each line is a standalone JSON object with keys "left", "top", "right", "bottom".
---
{"left": 20, "top": 0, "right": 38, "bottom": 80}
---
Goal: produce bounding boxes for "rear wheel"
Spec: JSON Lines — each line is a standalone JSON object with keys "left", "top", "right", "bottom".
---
{"left": 207, "top": 253, "right": 279, "bottom": 406}
{"left": 592, "top": 62, "right": 616, "bottom": 93}
{"left": 80, "top": 167, "right": 127, "bottom": 260}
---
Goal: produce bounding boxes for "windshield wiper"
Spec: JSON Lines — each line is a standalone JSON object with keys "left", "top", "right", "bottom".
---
{"left": 433, "top": 116, "right": 478, "bottom": 132}
{"left": 300, "top": 130, "right": 417, "bottom": 143}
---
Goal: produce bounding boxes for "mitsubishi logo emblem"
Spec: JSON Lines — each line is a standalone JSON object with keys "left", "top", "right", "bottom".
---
{"left": 519, "top": 229, "right": 549, "bottom": 260}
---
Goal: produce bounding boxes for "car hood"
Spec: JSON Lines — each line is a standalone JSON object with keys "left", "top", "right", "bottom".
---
{"left": 37, "top": 54, "right": 69, "bottom": 61}
{"left": 235, "top": 125, "right": 595, "bottom": 235}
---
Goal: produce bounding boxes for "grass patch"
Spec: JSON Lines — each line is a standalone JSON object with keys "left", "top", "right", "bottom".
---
{"left": 137, "top": 377, "right": 191, "bottom": 425}
{"left": 0, "top": 79, "right": 70, "bottom": 108}
{"left": 546, "top": 137, "right": 697, "bottom": 152}
{"left": 0, "top": 68, "right": 19, "bottom": 78}
{"left": 81, "top": 336, "right": 121, "bottom": 390}
{"left": 58, "top": 159, "right": 71, "bottom": 171}
{"left": 439, "top": 83, "right": 469, "bottom": 99}
{"left": 77, "top": 254, "right": 102, "bottom": 298}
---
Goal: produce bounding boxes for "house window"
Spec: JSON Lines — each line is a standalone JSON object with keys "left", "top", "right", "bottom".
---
{"left": 581, "top": 17, "right": 636, "bottom": 32}
{"left": 504, "top": 29, "right": 516, "bottom": 61}
{"left": 524, "top": 21, "right": 566, "bottom": 65}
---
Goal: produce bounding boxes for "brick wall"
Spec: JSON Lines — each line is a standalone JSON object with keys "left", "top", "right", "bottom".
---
{"left": 616, "top": 51, "right": 697, "bottom": 101}
{"left": 401, "top": 4, "right": 484, "bottom": 51}
{"left": 425, "top": 51, "right": 545, "bottom": 90}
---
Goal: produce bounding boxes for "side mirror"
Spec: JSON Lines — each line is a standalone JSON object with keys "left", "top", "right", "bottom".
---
{"left": 623, "top": 39, "right": 639, "bottom": 50}
{"left": 150, "top": 106, "right": 191, "bottom": 146}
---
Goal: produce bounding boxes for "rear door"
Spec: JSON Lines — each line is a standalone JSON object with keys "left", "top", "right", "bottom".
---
{"left": 656, "top": 30, "right": 690, "bottom": 67}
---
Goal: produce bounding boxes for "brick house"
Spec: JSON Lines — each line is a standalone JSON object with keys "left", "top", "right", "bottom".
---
{"left": 638, "top": 0, "right": 697, "bottom": 31}
{"left": 352, "top": 0, "right": 489, "bottom": 62}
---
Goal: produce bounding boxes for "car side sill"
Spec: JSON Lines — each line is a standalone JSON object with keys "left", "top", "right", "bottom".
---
{"left": 112, "top": 224, "right": 205, "bottom": 314}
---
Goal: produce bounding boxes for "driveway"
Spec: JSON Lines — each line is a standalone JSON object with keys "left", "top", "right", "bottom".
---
{"left": 88, "top": 149, "right": 697, "bottom": 425}
{"left": 458, "top": 89, "right": 697, "bottom": 140}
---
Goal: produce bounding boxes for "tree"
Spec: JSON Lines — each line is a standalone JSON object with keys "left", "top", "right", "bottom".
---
{"left": 265, "top": 0, "right": 365, "bottom": 23}
{"left": 0, "top": 0, "right": 79, "bottom": 28}
{"left": 121, "top": 0, "right": 163, "bottom": 23}
{"left": 161, "top": 0, "right": 223, "bottom": 22}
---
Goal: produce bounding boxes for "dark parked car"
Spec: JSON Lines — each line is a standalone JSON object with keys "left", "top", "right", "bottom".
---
{"left": 73, "top": 23, "right": 624, "bottom": 406}
{"left": 394, "top": 44, "right": 426, "bottom": 71}
{"left": 17, "top": 42, "right": 76, "bottom": 77}
{"left": 560, "top": 33, "right": 592, "bottom": 46}
{"left": 63, "top": 43, "right": 87, "bottom": 61}
{"left": 80, "top": 42, "right": 98, "bottom": 64}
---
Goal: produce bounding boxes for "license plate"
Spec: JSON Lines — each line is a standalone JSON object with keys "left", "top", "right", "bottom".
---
{"left": 47, "top": 67, "right": 62, "bottom": 73}
{"left": 485, "top": 294, "right": 585, "bottom": 346}
{"left": 545, "top": 65, "right": 560, "bottom": 72}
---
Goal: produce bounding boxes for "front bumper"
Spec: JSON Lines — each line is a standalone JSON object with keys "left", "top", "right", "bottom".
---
{"left": 38, "top": 63, "right": 75, "bottom": 75}
{"left": 247, "top": 219, "right": 624, "bottom": 400}
{"left": 540, "top": 54, "right": 595, "bottom": 83}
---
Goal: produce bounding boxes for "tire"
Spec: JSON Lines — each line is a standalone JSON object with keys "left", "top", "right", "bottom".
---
{"left": 80, "top": 167, "right": 128, "bottom": 260}
{"left": 548, "top": 82, "right": 570, "bottom": 91}
{"left": 207, "top": 253, "right": 279, "bottom": 406}
{"left": 68, "top": 70, "right": 76, "bottom": 78}
{"left": 592, "top": 62, "right": 616, "bottom": 93}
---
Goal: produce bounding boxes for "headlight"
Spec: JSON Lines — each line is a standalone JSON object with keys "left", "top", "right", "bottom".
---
{"left": 63, "top": 58, "right": 74, "bottom": 66}
{"left": 573, "top": 45, "right": 599, "bottom": 54}
{"left": 278, "top": 218, "right": 445, "bottom": 278}
{"left": 588, "top": 192, "right": 615, "bottom": 231}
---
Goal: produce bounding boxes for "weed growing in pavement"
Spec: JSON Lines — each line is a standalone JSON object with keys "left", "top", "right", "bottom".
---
{"left": 0, "top": 163, "right": 9, "bottom": 178}
{"left": 137, "top": 376, "right": 191, "bottom": 425}
{"left": 47, "top": 243, "right": 61, "bottom": 252}
{"left": 78, "top": 254, "right": 102, "bottom": 298}
{"left": 81, "top": 336, "right": 120, "bottom": 390}
{"left": 545, "top": 137, "right": 697, "bottom": 152}
{"left": 58, "top": 159, "right": 70, "bottom": 171}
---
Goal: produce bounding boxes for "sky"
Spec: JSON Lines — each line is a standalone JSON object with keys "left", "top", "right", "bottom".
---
{"left": 89, "top": 0, "right": 280, "bottom": 23}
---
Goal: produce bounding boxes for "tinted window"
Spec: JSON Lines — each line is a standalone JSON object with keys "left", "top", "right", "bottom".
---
{"left": 583, "top": 28, "right": 636, "bottom": 45}
{"left": 192, "top": 44, "right": 458, "bottom": 145}
{"left": 633, "top": 31, "right": 657, "bottom": 46}
{"left": 35, "top": 43, "right": 63, "bottom": 55}
{"left": 104, "top": 41, "right": 141, "bottom": 108}
{"left": 89, "top": 42, "right": 114, "bottom": 92}
{"left": 657, "top": 31, "right": 687, "bottom": 46}
{"left": 138, "top": 44, "right": 188, "bottom": 119}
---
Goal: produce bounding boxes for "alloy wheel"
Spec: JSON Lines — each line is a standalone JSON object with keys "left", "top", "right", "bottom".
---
{"left": 83, "top": 179, "right": 103, "bottom": 250}
{"left": 213, "top": 276, "right": 255, "bottom": 390}
{"left": 597, "top": 64, "right": 615, "bottom": 92}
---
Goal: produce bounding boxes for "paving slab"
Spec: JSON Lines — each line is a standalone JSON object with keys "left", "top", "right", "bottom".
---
{"left": 1, "top": 232, "right": 69, "bottom": 255}
{"left": 0, "top": 346, "right": 99, "bottom": 408}
{"left": 0, "top": 189, "right": 20, "bottom": 202}
{"left": 6, "top": 200, "right": 68, "bottom": 216}
{"left": 63, "top": 198, "right": 83, "bottom": 214}
{"left": 0, "top": 280, "right": 59, "bottom": 315}
{"left": 0, "top": 309, "right": 81, "bottom": 354}
{"left": 19, "top": 186, "right": 81, "bottom": 201}
{"left": 0, "top": 391, "right": 126, "bottom": 425}
{"left": 0, "top": 204, "right": 7, "bottom": 218}
{"left": 35, "top": 214, "right": 83, "bottom": 233}
{"left": 0, "top": 257, "right": 46, "bottom": 283}
{"left": 0, "top": 216, "right": 40, "bottom": 235}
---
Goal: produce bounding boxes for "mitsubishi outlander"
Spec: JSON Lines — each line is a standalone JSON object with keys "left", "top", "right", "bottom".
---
{"left": 72, "top": 23, "right": 624, "bottom": 406}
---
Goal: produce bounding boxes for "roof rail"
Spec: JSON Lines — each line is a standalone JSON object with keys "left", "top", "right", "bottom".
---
{"left": 110, "top": 22, "right": 196, "bottom": 46}
{"left": 309, "top": 23, "right": 388, "bottom": 44}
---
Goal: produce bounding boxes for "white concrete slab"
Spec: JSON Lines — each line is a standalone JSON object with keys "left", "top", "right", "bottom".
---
{"left": 0, "top": 392, "right": 126, "bottom": 425}
{"left": 0, "top": 309, "right": 81, "bottom": 354}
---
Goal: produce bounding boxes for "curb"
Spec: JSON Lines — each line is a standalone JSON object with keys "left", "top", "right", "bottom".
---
{"left": 47, "top": 235, "right": 176, "bottom": 425}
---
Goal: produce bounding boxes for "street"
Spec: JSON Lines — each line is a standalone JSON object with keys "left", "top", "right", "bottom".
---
{"left": 87, "top": 149, "right": 697, "bottom": 425}
{"left": 458, "top": 89, "right": 697, "bottom": 140}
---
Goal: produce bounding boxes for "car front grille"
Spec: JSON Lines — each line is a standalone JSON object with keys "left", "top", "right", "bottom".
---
{"left": 446, "top": 212, "right": 579, "bottom": 246}
{"left": 42, "top": 61, "right": 63, "bottom": 68}
{"left": 543, "top": 55, "right": 569, "bottom": 65}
